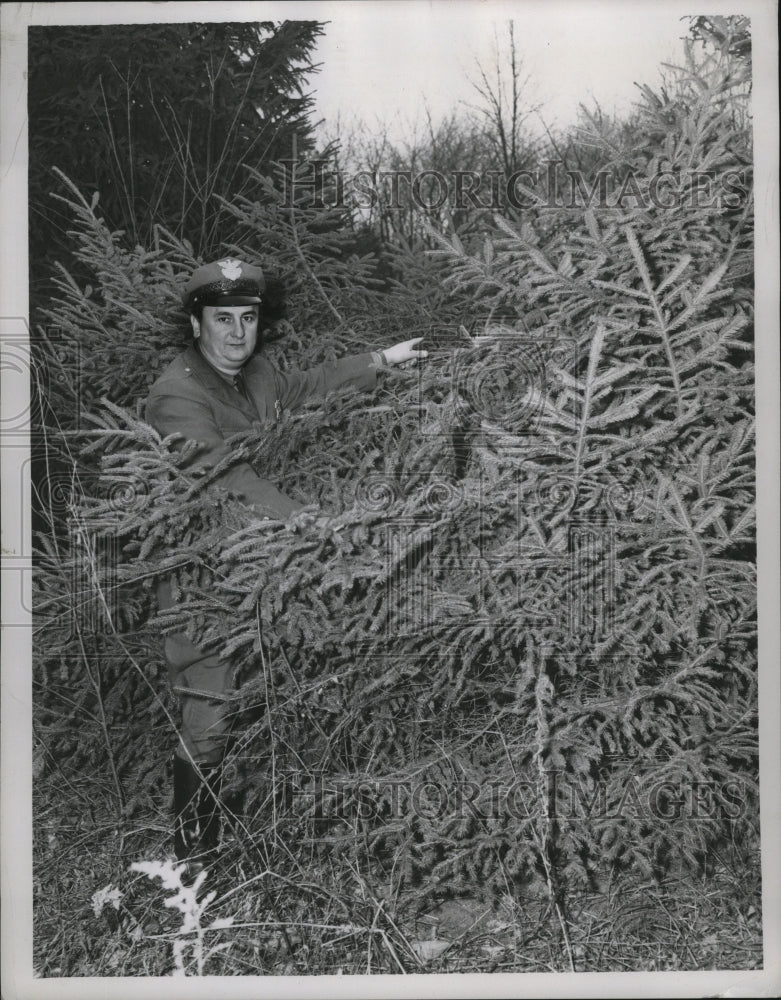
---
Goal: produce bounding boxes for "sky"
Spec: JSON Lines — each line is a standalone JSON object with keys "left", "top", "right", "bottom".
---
{"left": 4, "top": 1, "right": 728, "bottom": 151}
{"left": 309, "top": 1, "right": 692, "bottom": 147}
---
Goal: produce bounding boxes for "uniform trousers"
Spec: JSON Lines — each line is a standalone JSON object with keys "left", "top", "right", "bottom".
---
{"left": 172, "top": 654, "right": 238, "bottom": 764}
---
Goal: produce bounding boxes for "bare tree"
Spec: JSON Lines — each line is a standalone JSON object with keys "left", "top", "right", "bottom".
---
{"left": 466, "top": 21, "right": 541, "bottom": 175}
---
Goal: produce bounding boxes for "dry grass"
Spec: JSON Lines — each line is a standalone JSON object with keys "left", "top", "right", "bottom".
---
{"left": 34, "top": 750, "right": 762, "bottom": 977}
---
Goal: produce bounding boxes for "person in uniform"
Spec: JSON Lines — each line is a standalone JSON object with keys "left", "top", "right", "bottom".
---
{"left": 145, "top": 257, "right": 426, "bottom": 866}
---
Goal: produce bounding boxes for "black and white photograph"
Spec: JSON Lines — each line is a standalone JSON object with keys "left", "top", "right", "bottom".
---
{"left": 1, "top": 1, "right": 779, "bottom": 996}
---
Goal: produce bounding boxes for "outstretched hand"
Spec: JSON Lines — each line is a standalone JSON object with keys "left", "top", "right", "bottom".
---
{"left": 382, "top": 337, "right": 428, "bottom": 366}
{"left": 287, "top": 505, "right": 344, "bottom": 534}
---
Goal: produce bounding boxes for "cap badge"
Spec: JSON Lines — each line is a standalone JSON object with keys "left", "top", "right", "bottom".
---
{"left": 217, "top": 258, "right": 243, "bottom": 280}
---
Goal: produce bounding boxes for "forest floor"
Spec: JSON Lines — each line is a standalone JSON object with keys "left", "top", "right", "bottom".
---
{"left": 33, "top": 762, "right": 763, "bottom": 978}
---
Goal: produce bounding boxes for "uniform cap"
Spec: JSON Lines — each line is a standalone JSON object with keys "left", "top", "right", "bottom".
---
{"left": 183, "top": 258, "right": 265, "bottom": 311}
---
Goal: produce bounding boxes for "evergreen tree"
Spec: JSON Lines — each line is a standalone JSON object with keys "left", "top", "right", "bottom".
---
{"left": 28, "top": 20, "right": 324, "bottom": 299}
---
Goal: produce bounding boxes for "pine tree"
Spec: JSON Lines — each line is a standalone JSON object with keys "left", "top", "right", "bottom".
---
{"left": 28, "top": 20, "right": 325, "bottom": 300}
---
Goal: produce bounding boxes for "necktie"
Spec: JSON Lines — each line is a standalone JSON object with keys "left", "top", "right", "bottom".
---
{"left": 232, "top": 371, "right": 249, "bottom": 402}
{"left": 231, "top": 371, "right": 260, "bottom": 418}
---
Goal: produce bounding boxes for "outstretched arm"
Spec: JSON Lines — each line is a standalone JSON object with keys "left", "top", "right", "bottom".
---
{"left": 274, "top": 338, "right": 428, "bottom": 413}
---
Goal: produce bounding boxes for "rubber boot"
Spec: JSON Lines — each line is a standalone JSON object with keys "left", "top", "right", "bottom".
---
{"left": 173, "top": 756, "right": 222, "bottom": 867}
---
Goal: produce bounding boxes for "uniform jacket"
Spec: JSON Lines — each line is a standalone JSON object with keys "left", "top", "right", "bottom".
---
{"left": 146, "top": 343, "right": 378, "bottom": 517}
{"left": 146, "top": 342, "right": 379, "bottom": 671}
